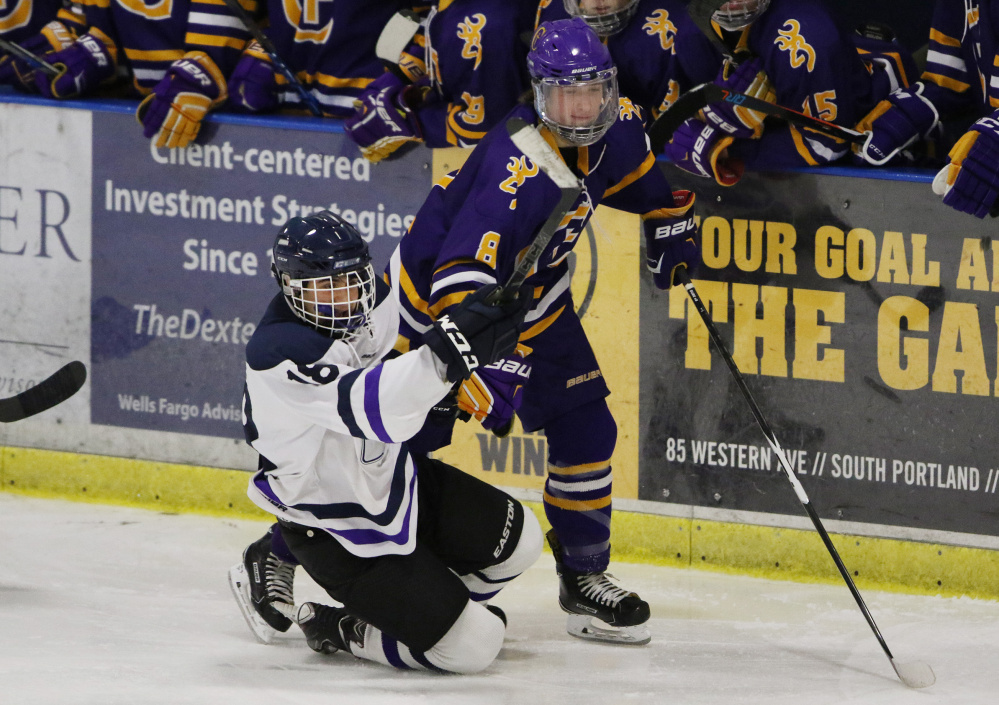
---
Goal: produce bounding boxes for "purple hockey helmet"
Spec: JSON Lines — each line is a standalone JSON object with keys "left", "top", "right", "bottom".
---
{"left": 562, "top": 0, "right": 640, "bottom": 37}
{"left": 527, "top": 17, "right": 619, "bottom": 146}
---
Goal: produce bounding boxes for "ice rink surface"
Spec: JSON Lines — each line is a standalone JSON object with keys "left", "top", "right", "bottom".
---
{"left": 2, "top": 493, "right": 996, "bottom": 705}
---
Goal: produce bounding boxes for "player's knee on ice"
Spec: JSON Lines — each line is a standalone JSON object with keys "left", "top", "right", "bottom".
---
{"left": 426, "top": 600, "right": 506, "bottom": 673}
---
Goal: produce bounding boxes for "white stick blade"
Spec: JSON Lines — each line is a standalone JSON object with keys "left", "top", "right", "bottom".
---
{"left": 507, "top": 121, "right": 579, "bottom": 189}
{"left": 891, "top": 658, "right": 935, "bottom": 689}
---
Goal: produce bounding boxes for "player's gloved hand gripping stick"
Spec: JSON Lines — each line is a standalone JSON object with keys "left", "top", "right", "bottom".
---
{"left": 0, "top": 36, "right": 59, "bottom": 76}
{"left": 219, "top": 0, "right": 323, "bottom": 117}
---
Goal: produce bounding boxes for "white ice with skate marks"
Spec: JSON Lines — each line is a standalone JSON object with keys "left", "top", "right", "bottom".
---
{"left": 1, "top": 493, "right": 996, "bottom": 705}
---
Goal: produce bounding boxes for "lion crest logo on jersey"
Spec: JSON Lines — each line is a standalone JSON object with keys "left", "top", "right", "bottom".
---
{"left": 619, "top": 97, "right": 642, "bottom": 122}
{"left": 499, "top": 156, "right": 539, "bottom": 196}
{"left": 0, "top": 0, "right": 33, "bottom": 32}
{"left": 281, "top": 0, "right": 334, "bottom": 44}
{"left": 642, "top": 10, "right": 677, "bottom": 53}
{"left": 775, "top": 20, "right": 816, "bottom": 72}
{"left": 457, "top": 14, "right": 487, "bottom": 70}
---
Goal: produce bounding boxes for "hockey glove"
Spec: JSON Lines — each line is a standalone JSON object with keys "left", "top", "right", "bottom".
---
{"left": 422, "top": 284, "right": 530, "bottom": 384}
{"left": 137, "top": 51, "right": 227, "bottom": 150}
{"left": 228, "top": 40, "right": 279, "bottom": 113}
{"left": 643, "top": 191, "right": 699, "bottom": 289}
{"left": 931, "top": 114, "right": 999, "bottom": 219}
{"left": 456, "top": 351, "right": 531, "bottom": 432}
{"left": 701, "top": 57, "right": 775, "bottom": 139}
{"left": 664, "top": 119, "right": 743, "bottom": 187}
{"left": 344, "top": 72, "right": 425, "bottom": 163}
{"left": 0, "top": 20, "right": 78, "bottom": 91}
{"left": 34, "top": 29, "right": 117, "bottom": 99}
{"left": 853, "top": 83, "right": 939, "bottom": 166}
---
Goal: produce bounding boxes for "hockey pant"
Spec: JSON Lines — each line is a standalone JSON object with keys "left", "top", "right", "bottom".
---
{"left": 517, "top": 303, "right": 617, "bottom": 575}
{"left": 279, "top": 455, "right": 542, "bottom": 673}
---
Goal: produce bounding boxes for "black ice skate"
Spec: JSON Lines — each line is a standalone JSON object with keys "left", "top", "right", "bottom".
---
{"left": 546, "top": 529, "right": 651, "bottom": 645}
{"left": 296, "top": 602, "right": 367, "bottom": 655}
{"left": 228, "top": 531, "right": 297, "bottom": 644}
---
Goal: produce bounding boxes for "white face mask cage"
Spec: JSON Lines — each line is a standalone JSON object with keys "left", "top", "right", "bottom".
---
{"left": 562, "top": 0, "right": 640, "bottom": 37}
{"left": 281, "top": 263, "right": 376, "bottom": 341}
{"left": 533, "top": 69, "right": 619, "bottom": 146}
{"left": 711, "top": 0, "right": 770, "bottom": 31}
{"left": 562, "top": 0, "right": 638, "bottom": 37}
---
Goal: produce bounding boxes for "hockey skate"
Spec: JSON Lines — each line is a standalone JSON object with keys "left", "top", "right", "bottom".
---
{"left": 296, "top": 602, "right": 367, "bottom": 655}
{"left": 228, "top": 532, "right": 297, "bottom": 645}
{"left": 546, "top": 529, "right": 651, "bottom": 645}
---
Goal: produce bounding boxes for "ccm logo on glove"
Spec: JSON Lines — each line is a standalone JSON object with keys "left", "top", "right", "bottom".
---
{"left": 437, "top": 315, "right": 479, "bottom": 372}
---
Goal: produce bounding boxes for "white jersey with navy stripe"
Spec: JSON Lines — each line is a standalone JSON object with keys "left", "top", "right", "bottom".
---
{"left": 242, "top": 281, "right": 452, "bottom": 558}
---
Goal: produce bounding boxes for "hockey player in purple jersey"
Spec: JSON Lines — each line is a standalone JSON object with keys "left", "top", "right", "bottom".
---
{"left": 387, "top": 18, "right": 700, "bottom": 645}
{"left": 535, "top": 0, "right": 723, "bottom": 119}
{"left": 0, "top": 0, "right": 85, "bottom": 91}
{"left": 26, "top": 0, "right": 257, "bottom": 149}
{"left": 344, "top": 0, "right": 538, "bottom": 162}
{"left": 663, "top": 0, "right": 916, "bottom": 185}
{"left": 856, "top": 0, "right": 999, "bottom": 219}
{"left": 226, "top": 0, "right": 412, "bottom": 118}
{"left": 229, "top": 211, "right": 542, "bottom": 673}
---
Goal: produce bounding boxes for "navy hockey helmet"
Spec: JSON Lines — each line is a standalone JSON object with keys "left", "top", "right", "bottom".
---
{"left": 562, "top": 0, "right": 640, "bottom": 37}
{"left": 712, "top": 0, "right": 771, "bottom": 32}
{"left": 271, "top": 211, "right": 376, "bottom": 340}
{"left": 527, "top": 18, "right": 619, "bottom": 146}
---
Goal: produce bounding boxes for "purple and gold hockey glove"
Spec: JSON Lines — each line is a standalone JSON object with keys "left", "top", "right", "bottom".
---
{"left": 664, "top": 119, "right": 743, "bottom": 186}
{"left": 456, "top": 348, "right": 531, "bottom": 432}
{"left": 137, "top": 51, "right": 227, "bottom": 150}
{"left": 643, "top": 190, "right": 699, "bottom": 289}
{"left": 344, "top": 72, "right": 425, "bottom": 163}
{"left": 853, "top": 83, "right": 939, "bottom": 166}
{"left": 701, "top": 57, "right": 775, "bottom": 139}
{"left": 0, "top": 20, "right": 78, "bottom": 91}
{"left": 228, "top": 40, "right": 279, "bottom": 113}
{"left": 931, "top": 114, "right": 999, "bottom": 219}
{"left": 34, "top": 28, "right": 117, "bottom": 99}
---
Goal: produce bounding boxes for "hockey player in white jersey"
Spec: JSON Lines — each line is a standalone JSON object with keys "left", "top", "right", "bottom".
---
{"left": 228, "top": 211, "right": 542, "bottom": 673}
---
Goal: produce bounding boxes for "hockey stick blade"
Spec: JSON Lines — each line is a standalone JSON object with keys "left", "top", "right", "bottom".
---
{"left": 488, "top": 118, "right": 583, "bottom": 302}
{"left": 649, "top": 83, "right": 866, "bottom": 154}
{"left": 0, "top": 361, "right": 86, "bottom": 423}
{"left": 219, "top": 0, "right": 323, "bottom": 117}
{"left": 0, "top": 36, "right": 59, "bottom": 76}
{"left": 674, "top": 269, "right": 933, "bottom": 688}
{"left": 891, "top": 658, "right": 936, "bottom": 689}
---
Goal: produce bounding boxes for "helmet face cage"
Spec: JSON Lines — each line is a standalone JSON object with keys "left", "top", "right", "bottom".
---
{"left": 533, "top": 68, "right": 619, "bottom": 146}
{"left": 711, "top": 0, "right": 770, "bottom": 31}
{"left": 562, "top": 0, "right": 640, "bottom": 37}
{"left": 281, "top": 263, "right": 376, "bottom": 341}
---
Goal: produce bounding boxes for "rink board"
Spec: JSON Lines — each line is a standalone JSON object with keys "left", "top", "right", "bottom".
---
{"left": 1, "top": 97, "right": 998, "bottom": 598}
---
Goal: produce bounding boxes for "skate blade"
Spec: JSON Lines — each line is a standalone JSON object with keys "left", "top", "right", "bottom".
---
{"left": 227, "top": 563, "right": 277, "bottom": 645}
{"left": 565, "top": 614, "right": 651, "bottom": 646}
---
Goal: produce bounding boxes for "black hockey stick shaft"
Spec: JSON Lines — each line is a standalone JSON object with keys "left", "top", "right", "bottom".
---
{"left": 219, "top": 0, "right": 323, "bottom": 117}
{"left": 675, "top": 269, "right": 934, "bottom": 688}
{"left": 0, "top": 36, "right": 59, "bottom": 76}
{"left": 649, "top": 82, "right": 865, "bottom": 153}
{"left": 0, "top": 361, "right": 86, "bottom": 423}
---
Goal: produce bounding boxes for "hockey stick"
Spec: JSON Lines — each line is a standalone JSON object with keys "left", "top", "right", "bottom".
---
{"left": 649, "top": 82, "right": 866, "bottom": 153}
{"left": 219, "top": 0, "right": 323, "bottom": 117}
{"left": 674, "top": 269, "right": 935, "bottom": 689}
{"left": 0, "top": 36, "right": 59, "bottom": 76}
{"left": 490, "top": 117, "right": 584, "bottom": 302}
{"left": 0, "top": 361, "right": 86, "bottom": 423}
